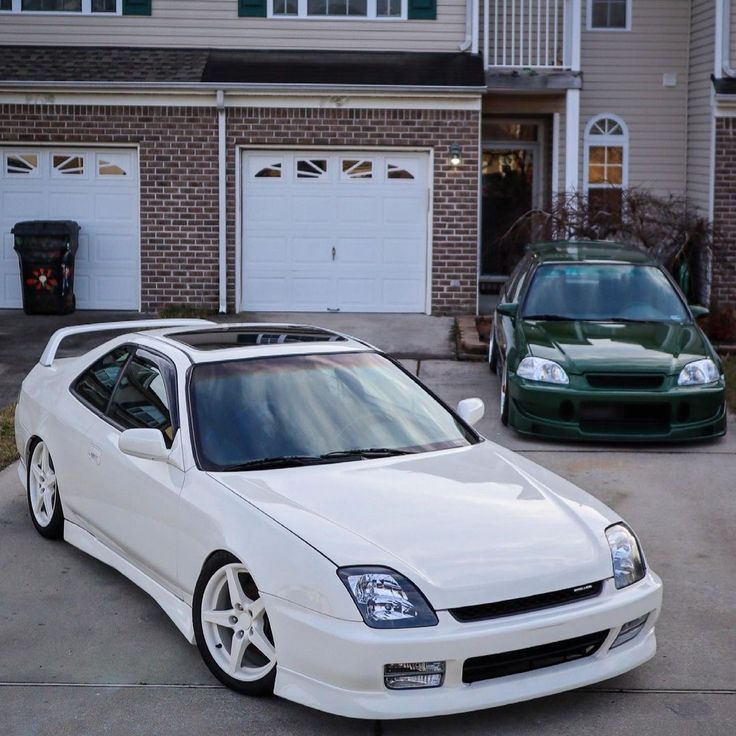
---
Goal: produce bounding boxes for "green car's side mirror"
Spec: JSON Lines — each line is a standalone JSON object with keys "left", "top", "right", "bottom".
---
{"left": 497, "top": 302, "right": 519, "bottom": 319}
{"left": 690, "top": 305, "right": 709, "bottom": 319}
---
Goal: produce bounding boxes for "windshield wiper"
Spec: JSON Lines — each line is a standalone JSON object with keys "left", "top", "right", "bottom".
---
{"left": 321, "top": 447, "right": 417, "bottom": 459}
{"left": 522, "top": 314, "right": 571, "bottom": 321}
{"left": 219, "top": 455, "right": 325, "bottom": 471}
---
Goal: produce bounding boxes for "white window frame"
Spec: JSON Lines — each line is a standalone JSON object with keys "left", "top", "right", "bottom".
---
{"left": 586, "top": 0, "right": 631, "bottom": 32}
{"left": 268, "top": 0, "right": 407, "bottom": 20}
{"left": 0, "top": 0, "right": 122, "bottom": 14}
{"left": 583, "top": 113, "right": 629, "bottom": 198}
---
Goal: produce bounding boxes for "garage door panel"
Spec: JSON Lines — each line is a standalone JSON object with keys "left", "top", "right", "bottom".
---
{"left": 242, "top": 150, "right": 428, "bottom": 313}
{"left": 1, "top": 146, "right": 139, "bottom": 310}
{"left": 244, "top": 237, "right": 287, "bottom": 266}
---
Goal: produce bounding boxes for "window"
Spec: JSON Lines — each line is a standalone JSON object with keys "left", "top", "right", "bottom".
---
{"left": 72, "top": 347, "right": 131, "bottom": 413}
{"left": 584, "top": 114, "right": 628, "bottom": 215}
{"left": 6, "top": 153, "right": 38, "bottom": 175}
{"left": 587, "top": 0, "right": 630, "bottom": 30}
{"left": 108, "top": 351, "right": 176, "bottom": 446}
{"left": 296, "top": 158, "right": 328, "bottom": 179}
{"left": 1, "top": 0, "right": 120, "bottom": 12}
{"left": 53, "top": 154, "right": 85, "bottom": 176}
{"left": 270, "top": 0, "right": 404, "bottom": 18}
{"left": 341, "top": 159, "right": 373, "bottom": 180}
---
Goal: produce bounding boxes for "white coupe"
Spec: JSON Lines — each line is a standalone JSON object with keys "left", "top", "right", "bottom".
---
{"left": 15, "top": 320, "right": 662, "bottom": 720}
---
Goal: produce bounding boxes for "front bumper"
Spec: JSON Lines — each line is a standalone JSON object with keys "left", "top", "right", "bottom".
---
{"left": 507, "top": 375, "right": 727, "bottom": 442}
{"left": 264, "top": 572, "right": 662, "bottom": 720}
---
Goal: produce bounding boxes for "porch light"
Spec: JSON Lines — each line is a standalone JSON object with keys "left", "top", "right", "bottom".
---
{"left": 448, "top": 143, "right": 463, "bottom": 168}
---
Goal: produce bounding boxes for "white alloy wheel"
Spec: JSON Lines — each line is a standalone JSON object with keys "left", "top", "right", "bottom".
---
{"left": 200, "top": 562, "right": 276, "bottom": 683}
{"left": 29, "top": 441, "right": 58, "bottom": 528}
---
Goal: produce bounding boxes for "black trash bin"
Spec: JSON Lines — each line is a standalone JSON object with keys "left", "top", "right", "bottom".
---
{"left": 12, "top": 220, "right": 80, "bottom": 315}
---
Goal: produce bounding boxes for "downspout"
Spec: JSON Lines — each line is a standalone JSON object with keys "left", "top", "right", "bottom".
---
{"left": 216, "top": 89, "right": 227, "bottom": 314}
{"left": 719, "top": 0, "right": 736, "bottom": 76}
{"left": 459, "top": 0, "right": 473, "bottom": 51}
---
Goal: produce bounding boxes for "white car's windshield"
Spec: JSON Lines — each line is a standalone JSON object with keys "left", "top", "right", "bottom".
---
{"left": 190, "top": 352, "right": 477, "bottom": 471}
{"left": 522, "top": 263, "right": 690, "bottom": 323}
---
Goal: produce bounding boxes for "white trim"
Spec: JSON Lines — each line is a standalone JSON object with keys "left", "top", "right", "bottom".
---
{"left": 708, "top": 113, "right": 716, "bottom": 221}
{"left": 217, "top": 90, "right": 227, "bottom": 314}
{"left": 475, "top": 117, "right": 481, "bottom": 316}
{"left": 0, "top": 90, "right": 482, "bottom": 110}
{"left": 564, "top": 88, "right": 580, "bottom": 192}
{"left": 551, "top": 111, "right": 560, "bottom": 198}
{"left": 569, "top": 0, "right": 582, "bottom": 71}
{"left": 582, "top": 112, "right": 629, "bottom": 194}
{"left": 235, "top": 148, "right": 243, "bottom": 312}
{"left": 1, "top": 0, "right": 121, "bottom": 14}
{"left": 426, "top": 147, "right": 434, "bottom": 316}
{"left": 267, "top": 0, "right": 407, "bottom": 19}
{"left": 585, "top": 0, "right": 631, "bottom": 32}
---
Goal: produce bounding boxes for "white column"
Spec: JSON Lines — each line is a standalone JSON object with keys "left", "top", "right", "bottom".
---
{"left": 551, "top": 111, "right": 560, "bottom": 198}
{"left": 569, "top": 0, "right": 582, "bottom": 72}
{"left": 217, "top": 90, "right": 227, "bottom": 314}
{"left": 565, "top": 88, "right": 580, "bottom": 193}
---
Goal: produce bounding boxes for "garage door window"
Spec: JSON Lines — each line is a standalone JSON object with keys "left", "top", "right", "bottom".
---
{"left": 296, "top": 159, "right": 328, "bottom": 180}
{"left": 97, "top": 155, "right": 129, "bottom": 177}
{"left": 387, "top": 163, "right": 415, "bottom": 180}
{"left": 52, "top": 154, "right": 85, "bottom": 177}
{"left": 5, "top": 153, "right": 38, "bottom": 176}
{"left": 341, "top": 159, "right": 373, "bottom": 180}
{"left": 254, "top": 162, "right": 283, "bottom": 179}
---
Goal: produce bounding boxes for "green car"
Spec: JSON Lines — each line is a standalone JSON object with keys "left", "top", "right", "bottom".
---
{"left": 489, "top": 241, "right": 727, "bottom": 441}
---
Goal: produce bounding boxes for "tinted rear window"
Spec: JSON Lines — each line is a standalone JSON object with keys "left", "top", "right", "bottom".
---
{"left": 72, "top": 346, "right": 131, "bottom": 412}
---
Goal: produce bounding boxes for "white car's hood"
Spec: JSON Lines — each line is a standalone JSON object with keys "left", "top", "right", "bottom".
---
{"left": 209, "top": 441, "right": 618, "bottom": 609}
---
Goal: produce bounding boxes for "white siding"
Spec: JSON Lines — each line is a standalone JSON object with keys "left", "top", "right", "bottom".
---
{"left": 686, "top": 0, "right": 715, "bottom": 215}
{"left": 0, "top": 0, "right": 466, "bottom": 52}
{"left": 579, "top": 0, "right": 690, "bottom": 198}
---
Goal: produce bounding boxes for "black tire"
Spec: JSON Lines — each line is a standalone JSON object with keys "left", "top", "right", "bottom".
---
{"left": 500, "top": 363, "right": 510, "bottom": 427}
{"left": 193, "top": 551, "right": 277, "bottom": 696}
{"left": 488, "top": 330, "right": 499, "bottom": 374}
{"left": 26, "top": 438, "right": 64, "bottom": 540}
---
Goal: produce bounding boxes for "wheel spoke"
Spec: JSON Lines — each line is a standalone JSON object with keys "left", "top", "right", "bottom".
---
{"left": 224, "top": 565, "right": 248, "bottom": 609}
{"left": 202, "top": 609, "right": 236, "bottom": 628}
{"left": 41, "top": 444, "right": 49, "bottom": 474}
{"left": 248, "top": 597, "right": 265, "bottom": 620}
{"left": 33, "top": 490, "right": 45, "bottom": 513}
{"left": 228, "top": 632, "right": 248, "bottom": 675}
{"left": 42, "top": 489, "right": 54, "bottom": 515}
{"left": 31, "top": 465, "right": 44, "bottom": 484}
{"left": 44, "top": 472, "right": 56, "bottom": 489}
{"left": 248, "top": 623, "right": 276, "bottom": 662}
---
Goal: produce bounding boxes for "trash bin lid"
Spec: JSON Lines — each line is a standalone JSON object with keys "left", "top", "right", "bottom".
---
{"left": 11, "top": 220, "right": 81, "bottom": 237}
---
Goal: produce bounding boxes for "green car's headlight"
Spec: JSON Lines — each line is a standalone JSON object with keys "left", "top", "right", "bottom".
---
{"left": 606, "top": 523, "right": 646, "bottom": 589}
{"left": 517, "top": 357, "right": 569, "bottom": 385}
{"left": 337, "top": 566, "right": 438, "bottom": 629}
{"left": 677, "top": 359, "right": 719, "bottom": 386}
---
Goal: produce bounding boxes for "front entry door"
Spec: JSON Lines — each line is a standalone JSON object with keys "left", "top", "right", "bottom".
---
{"left": 481, "top": 147, "right": 537, "bottom": 277}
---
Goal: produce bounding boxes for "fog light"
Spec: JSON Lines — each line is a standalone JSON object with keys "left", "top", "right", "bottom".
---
{"left": 384, "top": 661, "right": 445, "bottom": 690}
{"left": 611, "top": 613, "right": 649, "bottom": 649}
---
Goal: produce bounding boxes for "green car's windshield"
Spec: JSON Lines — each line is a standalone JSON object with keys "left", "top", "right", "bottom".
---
{"left": 190, "top": 352, "right": 476, "bottom": 471}
{"left": 522, "top": 263, "right": 690, "bottom": 323}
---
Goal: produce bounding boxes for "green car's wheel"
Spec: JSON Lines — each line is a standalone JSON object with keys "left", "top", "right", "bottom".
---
{"left": 500, "top": 362, "right": 509, "bottom": 426}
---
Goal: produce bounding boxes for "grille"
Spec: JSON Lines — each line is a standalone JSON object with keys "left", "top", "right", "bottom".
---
{"left": 462, "top": 630, "right": 609, "bottom": 684}
{"left": 585, "top": 373, "right": 664, "bottom": 390}
{"left": 450, "top": 581, "right": 603, "bottom": 623}
{"left": 579, "top": 401, "right": 670, "bottom": 433}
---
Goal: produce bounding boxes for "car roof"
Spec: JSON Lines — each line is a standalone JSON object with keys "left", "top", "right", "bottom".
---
{"left": 526, "top": 240, "right": 655, "bottom": 265}
{"left": 141, "top": 323, "right": 376, "bottom": 363}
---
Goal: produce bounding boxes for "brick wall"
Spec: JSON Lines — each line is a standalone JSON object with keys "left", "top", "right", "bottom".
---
{"left": 1, "top": 103, "right": 480, "bottom": 314}
{"left": 0, "top": 104, "right": 221, "bottom": 310}
{"left": 713, "top": 117, "right": 736, "bottom": 308}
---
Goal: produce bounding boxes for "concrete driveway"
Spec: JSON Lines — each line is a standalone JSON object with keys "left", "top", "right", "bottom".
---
{"left": 1, "top": 314, "right": 734, "bottom": 735}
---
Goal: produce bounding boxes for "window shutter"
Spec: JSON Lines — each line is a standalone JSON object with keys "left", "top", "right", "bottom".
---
{"left": 238, "top": 0, "right": 267, "bottom": 17}
{"left": 408, "top": 0, "right": 436, "bottom": 20}
{"left": 123, "top": 0, "right": 152, "bottom": 15}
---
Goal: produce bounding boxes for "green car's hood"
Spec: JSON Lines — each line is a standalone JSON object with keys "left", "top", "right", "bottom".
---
{"left": 521, "top": 320, "right": 711, "bottom": 374}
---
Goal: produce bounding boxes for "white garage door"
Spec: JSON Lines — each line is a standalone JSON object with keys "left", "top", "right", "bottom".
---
{"left": 241, "top": 151, "right": 430, "bottom": 313}
{"left": 0, "top": 147, "right": 139, "bottom": 310}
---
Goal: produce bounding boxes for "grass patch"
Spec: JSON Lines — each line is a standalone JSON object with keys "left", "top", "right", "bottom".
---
{"left": 722, "top": 355, "right": 736, "bottom": 414}
{"left": 0, "top": 404, "right": 18, "bottom": 472}
{"left": 158, "top": 304, "right": 218, "bottom": 319}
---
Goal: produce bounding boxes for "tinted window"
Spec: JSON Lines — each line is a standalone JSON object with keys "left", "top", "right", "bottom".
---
{"left": 72, "top": 346, "right": 131, "bottom": 412}
{"left": 108, "top": 353, "right": 175, "bottom": 445}
{"left": 522, "top": 264, "right": 690, "bottom": 323}
{"left": 504, "top": 255, "right": 531, "bottom": 303}
{"left": 190, "top": 352, "right": 476, "bottom": 471}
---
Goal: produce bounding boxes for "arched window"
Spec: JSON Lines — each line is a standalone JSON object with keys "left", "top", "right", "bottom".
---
{"left": 584, "top": 114, "right": 628, "bottom": 214}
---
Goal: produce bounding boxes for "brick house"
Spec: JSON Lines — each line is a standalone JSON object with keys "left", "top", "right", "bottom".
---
{"left": 1, "top": 1, "right": 736, "bottom": 315}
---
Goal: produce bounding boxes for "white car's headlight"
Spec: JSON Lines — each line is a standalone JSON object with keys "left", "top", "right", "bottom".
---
{"left": 337, "top": 567, "right": 438, "bottom": 628}
{"left": 517, "top": 357, "right": 569, "bottom": 385}
{"left": 677, "top": 359, "right": 720, "bottom": 386}
{"left": 606, "top": 523, "right": 646, "bottom": 589}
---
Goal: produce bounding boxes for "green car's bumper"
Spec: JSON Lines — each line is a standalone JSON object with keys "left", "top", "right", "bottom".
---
{"left": 507, "top": 374, "right": 727, "bottom": 442}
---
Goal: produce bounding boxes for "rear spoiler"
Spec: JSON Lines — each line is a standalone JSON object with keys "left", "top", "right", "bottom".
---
{"left": 39, "top": 319, "right": 215, "bottom": 367}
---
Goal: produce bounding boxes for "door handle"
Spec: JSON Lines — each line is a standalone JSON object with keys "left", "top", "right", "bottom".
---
{"left": 88, "top": 445, "right": 101, "bottom": 465}
{"left": 331, "top": 246, "right": 336, "bottom": 261}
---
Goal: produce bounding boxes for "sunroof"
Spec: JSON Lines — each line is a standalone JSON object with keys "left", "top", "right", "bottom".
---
{"left": 168, "top": 325, "right": 347, "bottom": 351}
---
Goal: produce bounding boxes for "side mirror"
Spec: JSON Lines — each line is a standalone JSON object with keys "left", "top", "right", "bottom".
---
{"left": 457, "top": 398, "right": 485, "bottom": 427}
{"left": 690, "top": 305, "right": 709, "bottom": 319}
{"left": 496, "top": 302, "right": 519, "bottom": 319}
{"left": 119, "top": 428, "right": 170, "bottom": 462}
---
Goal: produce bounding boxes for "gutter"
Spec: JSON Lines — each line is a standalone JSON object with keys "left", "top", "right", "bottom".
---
{"left": 216, "top": 90, "right": 227, "bottom": 314}
{"left": 459, "top": 0, "right": 473, "bottom": 51}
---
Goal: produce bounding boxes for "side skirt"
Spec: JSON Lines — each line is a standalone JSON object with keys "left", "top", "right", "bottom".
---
{"left": 64, "top": 520, "right": 196, "bottom": 644}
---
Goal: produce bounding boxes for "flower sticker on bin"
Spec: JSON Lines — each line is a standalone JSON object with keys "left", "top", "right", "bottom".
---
{"left": 26, "top": 267, "right": 58, "bottom": 291}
